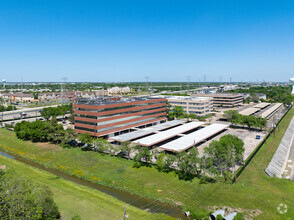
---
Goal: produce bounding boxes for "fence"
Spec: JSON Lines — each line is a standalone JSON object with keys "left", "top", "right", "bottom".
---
{"left": 234, "top": 106, "right": 292, "bottom": 182}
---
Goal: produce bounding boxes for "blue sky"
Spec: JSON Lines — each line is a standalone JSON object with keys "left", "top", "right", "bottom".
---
{"left": 1, "top": 0, "right": 294, "bottom": 82}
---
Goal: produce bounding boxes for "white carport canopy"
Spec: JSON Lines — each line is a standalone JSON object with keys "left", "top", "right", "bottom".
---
{"left": 261, "top": 103, "right": 282, "bottom": 119}
{"left": 159, "top": 123, "right": 229, "bottom": 152}
{"left": 133, "top": 122, "right": 205, "bottom": 147}
{"left": 109, "top": 120, "right": 184, "bottom": 142}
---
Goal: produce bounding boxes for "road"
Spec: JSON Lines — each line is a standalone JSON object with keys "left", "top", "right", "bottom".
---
{"left": 0, "top": 105, "right": 60, "bottom": 121}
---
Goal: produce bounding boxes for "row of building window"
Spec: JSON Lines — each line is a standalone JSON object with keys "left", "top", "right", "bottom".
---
{"left": 75, "top": 101, "right": 165, "bottom": 113}
{"left": 75, "top": 110, "right": 165, "bottom": 126}
{"left": 75, "top": 115, "right": 164, "bottom": 134}
{"left": 75, "top": 106, "right": 165, "bottom": 119}
{"left": 169, "top": 101, "right": 210, "bottom": 106}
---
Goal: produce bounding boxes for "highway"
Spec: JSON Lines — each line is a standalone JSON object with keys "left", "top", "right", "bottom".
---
{"left": 0, "top": 105, "right": 60, "bottom": 121}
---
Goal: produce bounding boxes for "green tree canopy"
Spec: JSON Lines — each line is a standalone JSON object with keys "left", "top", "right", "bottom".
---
{"left": 204, "top": 134, "right": 244, "bottom": 181}
{"left": 168, "top": 106, "right": 185, "bottom": 119}
{"left": 0, "top": 169, "right": 60, "bottom": 219}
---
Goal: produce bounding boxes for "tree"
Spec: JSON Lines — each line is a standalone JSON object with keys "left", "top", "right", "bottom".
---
{"left": 40, "top": 104, "right": 72, "bottom": 121}
{"left": 133, "top": 147, "right": 152, "bottom": 167}
{"left": 93, "top": 138, "right": 112, "bottom": 153}
{"left": 78, "top": 132, "right": 93, "bottom": 144}
{"left": 166, "top": 100, "right": 172, "bottom": 115}
{"left": 219, "top": 135, "right": 245, "bottom": 161}
{"left": 224, "top": 110, "right": 239, "bottom": 124}
{"left": 176, "top": 148, "right": 202, "bottom": 180}
{"left": 0, "top": 169, "right": 60, "bottom": 219}
{"left": 204, "top": 135, "right": 244, "bottom": 181}
{"left": 40, "top": 108, "right": 53, "bottom": 121}
{"left": 156, "top": 152, "right": 176, "bottom": 172}
{"left": 250, "top": 93, "right": 259, "bottom": 103}
{"left": 61, "top": 128, "right": 77, "bottom": 146}
{"left": 120, "top": 141, "right": 133, "bottom": 159}
{"left": 244, "top": 97, "right": 251, "bottom": 104}
{"left": 224, "top": 110, "right": 267, "bottom": 130}
{"left": 169, "top": 106, "right": 184, "bottom": 119}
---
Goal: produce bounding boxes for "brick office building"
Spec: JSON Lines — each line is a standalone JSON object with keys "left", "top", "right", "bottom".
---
{"left": 73, "top": 97, "right": 167, "bottom": 138}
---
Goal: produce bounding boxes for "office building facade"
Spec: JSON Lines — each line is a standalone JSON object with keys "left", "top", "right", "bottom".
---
{"left": 167, "top": 96, "right": 213, "bottom": 116}
{"left": 73, "top": 97, "right": 167, "bottom": 138}
{"left": 192, "top": 93, "right": 243, "bottom": 108}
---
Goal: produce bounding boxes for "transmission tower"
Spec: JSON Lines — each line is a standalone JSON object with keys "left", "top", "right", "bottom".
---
{"left": 186, "top": 76, "right": 190, "bottom": 92}
{"left": 61, "top": 77, "right": 68, "bottom": 104}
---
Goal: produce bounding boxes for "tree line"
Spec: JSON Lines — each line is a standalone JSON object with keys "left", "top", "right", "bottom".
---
{"left": 227, "top": 85, "right": 293, "bottom": 105}
{"left": 12, "top": 114, "right": 244, "bottom": 182}
{"left": 14, "top": 119, "right": 76, "bottom": 145}
{"left": 0, "top": 105, "right": 17, "bottom": 112}
{"left": 78, "top": 132, "right": 244, "bottom": 182}
{"left": 224, "top": 110, "right": 267, "bottom": 130}
{"left": 40, "top": 104, "right": 73, "bottom": 121}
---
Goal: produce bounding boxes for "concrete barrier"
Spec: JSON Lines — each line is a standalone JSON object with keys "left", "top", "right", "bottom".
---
{"left": 265, "top": 117, "right": 294, "bottom": 178}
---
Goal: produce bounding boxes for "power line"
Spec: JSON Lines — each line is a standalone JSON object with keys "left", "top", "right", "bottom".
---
{"left": 61, "top": 77, "right": 68, "bottom": 104}
{"left": 186, "top": 76, "right": 190, "bottom": 92}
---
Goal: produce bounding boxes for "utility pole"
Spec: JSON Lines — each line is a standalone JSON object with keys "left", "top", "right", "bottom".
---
{"left": 61, "top": 77, "right": 68, "bottom": 104}
{"left": 21, "top": 77, "right": 23, "bottom": 110}
{"left": 1, "top": 98, "right": 3, "bottom": 128}
{"left": 20, "top": 77, "right": 23, "bottom": 120}
{"left": 232, "top": 148, "right": 236, "bottom": 183}
{"left": 145, "top": 76, "right": 149, "bottom": 93}
{"left": 12, "top": 106, "right": 14, "bottom": 123}
{"left": 123, "top": 204, "right": 128, "bottom": 220}
{"left": 186, "top": 75, "right": 190, "bottom": 93}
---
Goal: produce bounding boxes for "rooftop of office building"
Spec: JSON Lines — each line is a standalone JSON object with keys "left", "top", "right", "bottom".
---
{"left": 74, "top": 96, "right": 164, "bottom": 106}
{"left": 152, "top": 95, "right": 212, "bottom": 101}
{"left": 192, "top": 93, "right": 242, "bottom": 98}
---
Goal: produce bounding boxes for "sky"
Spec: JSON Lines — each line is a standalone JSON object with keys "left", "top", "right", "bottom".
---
{"left": 1, "top": 0, "right": 294, "bottom": 82}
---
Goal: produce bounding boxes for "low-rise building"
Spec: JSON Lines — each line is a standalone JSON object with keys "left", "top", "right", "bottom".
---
{"left": 1, "top": 93, "right": 35, "bottom": 103}
{"left": 93, "top": 90, "right": 108, "bottom": 96}
{"left": 167, "top": 96, "right": 213, "bottom": 116}
{"left": 107, "top": 87, "right": 131, "bottom": 95}
{"left": 192, "top": 93, "right": 243, "bottom": 108}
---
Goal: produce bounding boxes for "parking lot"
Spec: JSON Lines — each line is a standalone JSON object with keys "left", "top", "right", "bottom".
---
{"left": 197, "top": 127, "right": 266, "bottom": 161}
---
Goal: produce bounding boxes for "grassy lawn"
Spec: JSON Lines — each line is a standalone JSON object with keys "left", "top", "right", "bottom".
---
{"left": 0, "top": 109, "right": 293, "bottom": 219}
{"left": 0, "top": 155, "right": 172, "bottom": 220}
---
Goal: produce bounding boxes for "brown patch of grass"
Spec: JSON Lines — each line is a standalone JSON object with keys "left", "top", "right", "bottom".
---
{"left": 36, "top": 142, "right": 62, "bottom": 151}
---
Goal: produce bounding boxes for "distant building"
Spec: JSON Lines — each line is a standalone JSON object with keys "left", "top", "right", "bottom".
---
{"left": 219, "top": 84, "right": 238, "bottom": 91}
{"left": 107, "top": 87, "right": 131, "bottom": 95}
{"left": 92, "top": 90, "right": 108, "bottom": 96}
{"left": 192, "top": 93, "right": 243, "bottom": 108}
{"left": 166, "top": 96, "right": 213, "bottom": 116}
{"left": 73, "top": 96, "right": 167, "bottom": 138}
{"left": 38, "top": 91, "right": 97, "bottom": 101}
{"left": 1, "top": 93, "right": 35, "bottom": 103}
{"left": 38, "top": 92, "right": 56, "bottom": 101}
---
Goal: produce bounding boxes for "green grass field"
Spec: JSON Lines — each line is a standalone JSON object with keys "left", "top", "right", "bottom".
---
{"left": 0, "top": 155, "right": 172, "bottom": 220}
{"left": 0, "top": 109, "right": 293, "bottom": 219}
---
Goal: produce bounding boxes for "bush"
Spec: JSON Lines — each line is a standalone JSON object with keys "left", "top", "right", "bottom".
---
{"left": 199, "top": 176, "right": 216, "bottom": 184}
{"left": 188, "top": 209, "right": 210, "bottom": 219}
{"left": 0, "top": 169, "right": 60, "bottom": 219}
{"left": 14, "top": 119, "right": 76, "bottom": 144}
{"left": 234, "top": 213, "right": 245, "bottom": 220}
